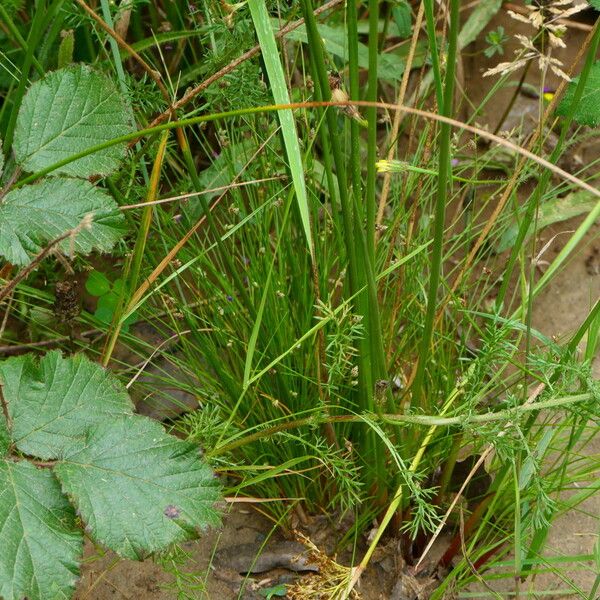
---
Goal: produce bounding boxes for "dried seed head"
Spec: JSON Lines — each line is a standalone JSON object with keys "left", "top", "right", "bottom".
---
{"left": 54, "top": 280, "right": 80, "bottom": 323}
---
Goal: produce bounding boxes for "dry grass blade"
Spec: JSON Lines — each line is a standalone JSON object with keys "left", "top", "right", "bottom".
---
{"left": 287, "top": 532, "right": 361, "bottom": 600}
{"left": 376, "top": 1, "right": 426, "bottom": 238}
{"left": 120, "top": 176, "right": 283, "bottom": 210}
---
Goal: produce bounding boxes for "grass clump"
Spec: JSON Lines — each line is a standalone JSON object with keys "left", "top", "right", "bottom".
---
{"left": 1, "top": 0, "right": 600, "bottom": 597}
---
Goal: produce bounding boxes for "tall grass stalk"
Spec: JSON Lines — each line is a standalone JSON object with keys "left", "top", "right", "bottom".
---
{"left": 248, "top": 0, "right": 314, "bottom": 259}
{"left": 498, "top": 18, "right": 600, "bottom": 311}
{"left": 102, "top": 131, "right": 169, "bottom": 365}
{"left": 412, "top": 0, "right": 461, "bottom": 407}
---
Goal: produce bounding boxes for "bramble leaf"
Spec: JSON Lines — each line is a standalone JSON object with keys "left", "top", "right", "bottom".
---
{"left": 0, "top": 461, "right": 83, "bottom": 600}
{"left": 556, "top": 60, "right": 600, "bottom": 126}
{"left": 54, "top": 415, "right": 221, "bottom": 559}
{"left": 0, "top": 416, "right": 9, "bottom": 457}
{"left": 0, "top": 177, "right": 126, "bottom": 266}
{"left": 0, "top": 351, "right": 133, "bottom": 460}
{"left": 14, "top": 65, "right": 134, "bottom": 177}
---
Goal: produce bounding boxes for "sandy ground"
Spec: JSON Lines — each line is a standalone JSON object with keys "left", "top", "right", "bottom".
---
{"left": 74, "top": 504, "right": 278, "bottom": 600}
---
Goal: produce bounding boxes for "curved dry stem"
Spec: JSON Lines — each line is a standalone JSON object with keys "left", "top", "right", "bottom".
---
{"left": 142, "top": 0, "right": 346, "bottom": 136}
{"left": 375, "top": 1, "right": 426, "bottom": 238}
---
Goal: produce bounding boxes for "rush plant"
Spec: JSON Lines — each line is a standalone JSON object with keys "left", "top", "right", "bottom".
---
{"left": 2, "top": 0, "right": 600, "bottom": 598}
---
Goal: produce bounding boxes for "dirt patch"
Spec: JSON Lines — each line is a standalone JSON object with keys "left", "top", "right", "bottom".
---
{"left": 75, "top": 504, "right": 280, "bottom": 600}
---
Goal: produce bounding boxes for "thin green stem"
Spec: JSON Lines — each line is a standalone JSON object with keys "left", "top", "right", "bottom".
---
{"left": 212, "top": 392, "right": 594, "bottom": 455}
{"left": 16, "top": 100, "right": 600, "bottom": 192}
{"left": 2, "top": 0, "right": 47, "bottom": 152}
{"left": 299, "top": 1, "right": 358, "bottom": 295}
{"left": 366, "top": 0, "right": 378, "bottom": 265}
{"left": 496, "top": 18, "right": 600, "bottom": 309}
{"left": 364, "top": 0, "right": 390, "bottom": 413}
{"left": 422, "top": 0, "right": 444, "bottom": 108}
{"left": 345, "top": 0, "right": 374, "bottom": 462}
{"left": 412, "top": 0, "right": 460, "bottom": 407}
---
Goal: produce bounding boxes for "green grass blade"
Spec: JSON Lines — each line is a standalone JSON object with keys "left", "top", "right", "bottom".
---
{"left": 246, "top": 241, "right": 431, "bottom": 389}
{"left": 242, "top": 259, "right": 273, "bottom": 389}
{"left": 248, "top": 0, "right": 314, "bottom": 259}
{"left": 243, "top": 197, "right": 293, "bottom": 389}
{"left": 0, "top": 4, "right": 44, "bottom": 76}
{"left": 412, "top": 0, "right": 460, "bottom": 406}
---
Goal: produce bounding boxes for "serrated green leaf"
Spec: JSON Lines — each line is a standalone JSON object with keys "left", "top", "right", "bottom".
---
{"left": 54, "top": 416, "right": 221, "bottom": 559}
{"left": 590, "top": 0, "right": 600, "bottom": 11}
{"left": 14, "top": 64, "right": 134, "bottom": 177}
{"left": 0, "top": 460, "right": 82, "bottom": 600}
{"left": 0, "top": 177, "right": 126, "bottom": 266}
{"left": 0, "top": 416, "right": 9, "bottom": 457}
{"left": 0, "top": 351, "right": 133, "bottom": 459}
{"left": 557, "top": 60, "right": 600, "bottom": 126}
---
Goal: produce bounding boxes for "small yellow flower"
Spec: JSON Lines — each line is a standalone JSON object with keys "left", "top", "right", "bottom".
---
{"left": 375, "top": 159, "right": 392, "bottom": 173}
{"left": 375, "top": 159, "right": 406, "bottom": 173}
{"left": 543, "top": 92, "right": 555, "bottom": 103}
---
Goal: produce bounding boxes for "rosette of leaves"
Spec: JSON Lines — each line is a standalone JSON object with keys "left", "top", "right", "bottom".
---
{"left": 0, "top": 64, "right": 132, "bottom": 266}
{"left": 0, "top": 351, "right": 221, "bottom": 600}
